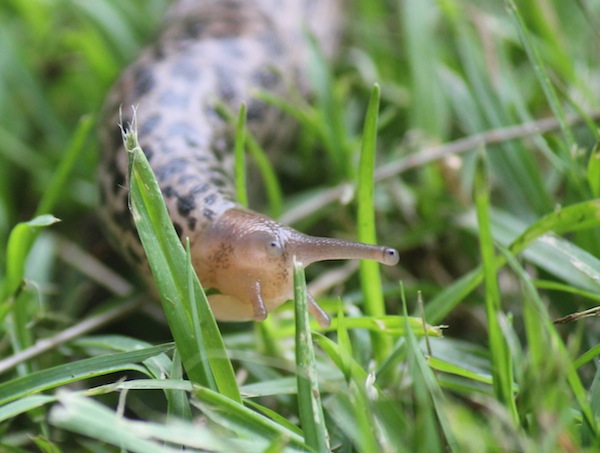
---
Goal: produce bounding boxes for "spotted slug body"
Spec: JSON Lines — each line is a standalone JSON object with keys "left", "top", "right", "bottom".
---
{"left": 99, "top": 0, "right": 399, "bottom": 327}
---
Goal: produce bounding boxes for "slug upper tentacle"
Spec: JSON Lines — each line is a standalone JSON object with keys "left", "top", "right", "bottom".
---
{"left": 99, "top": 0, "right": 399, "bottom": 325}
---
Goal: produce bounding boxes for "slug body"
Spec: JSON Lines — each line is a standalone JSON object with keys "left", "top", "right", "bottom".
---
{"left": 99, "top": 0, "right": 398, "bottom": 327}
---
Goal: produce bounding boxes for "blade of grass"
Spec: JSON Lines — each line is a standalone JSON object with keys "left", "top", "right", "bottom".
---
{"left": 167, "top": 350, "right": 192, "bottom": 421}
{"left": 504, "top": 0, "right": 575, "bottom": 151}
{"left": 35, "top": 114, "right": 94, "bottom": 216}
{"left": 0, "top": 394, "right": 57, "bottom": 423}
{"left": 401, "top": 285, "right": 458, "bottom": 452}
{"left": 307, "top": 33, "right": 351, "bottom": 180}
{"left": 293, "top": 258, "right": 329, "bottom": 452}
{"left": 500, "top": 247, "right": 598, "bottom": 442}
{"left": 123, "top": 116, "right": 241, "bottom": 403}
{"left": 234, "top": 102, "right": 248, "bottom": 208}
{"left": 49, "top": 392, "right": 227, "bottom": 452}
{"left": 216, "top": 103, "right": 282, "bottom": 218}
{"left": 193, "top": 386, "right": 309, "bottom": 450}
{"left": 587, "top": 143, "right": 600, "bottom": 198}
{"left": 2, "top": 216, "right": 60, "bottom": 303}
{"left": 0, "top": 343, "right": 173, "bottom": 406}
{"left": 402, "top": 0, "right": 447, "bottom": 136}
{"left": 309, "top": 333, "right": 384, "bottom": 451}
{"left": 474, "top": 152, "right": 518, "bottom": 424}
{"left": 357, "top": 83, "right": 391, "bottom": 361}
{"left": 426, "top": 199, "right": 600, "bottom": 323}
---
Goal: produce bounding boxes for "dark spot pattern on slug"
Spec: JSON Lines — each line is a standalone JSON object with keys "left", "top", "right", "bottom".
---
{"left": 176, "top": 174, "right": 198, "bottom": 186}
{"left": 203, "top": 208, "right": 216, "bottom": 220}
{"left": 139, "top": 114, "right": 162, "bottom": 137}
{"left": 133, "top": 66, "right": 155, "bottom": 98}
{"left": 151, "top": 41, "right": 166, "bottom": 61}
{"left": 182, "top": 18, "right": 209, "bottom": 40}
{"left": 173, "top": 221, "right": 183, "bottom": 238}
{"left": 253, "top": 66, "right": 281, "bottom": 89}
{"left": 259, "top": 30, "right": 284, "bottom": 56}
{"left": 210, "top": 140, "right": 228, "bottom": 162}
{"left": 172, "top": 57, "right": 201, "bottom": 81}
{"left": 203, "top": 193, "right": 217, "bottom": 205}
{"left": 155, "top": 158, "right": 188, "bottom": 181}
{"left": 167, "top": 121, "right": 204, "bottom": 147}
{"left": 221, "top": 37, "right": 244, "bottom": 59}
{"left": 207, "top": 165, "right": 229, "bottom": 178}
{"left": 208, "top": 176, "right": 228, "bottom": 188}
{"left": 246, "top": 99, "right": 266, "bottom": 121}
{"left": 162, "top": 185, "right": 175, "bottom": 198}
{"left": 159, "top": 89, "right": 190, "bottom": 108}
{"left": 177, "top": 194, "right": 196, "bottom": 216}
{"left": 187, "top": 216, "right": 197, "bottom": 231}
{"left": 191, "top": 183, "right": 210, "bottom": 195}
{"left": 142, "top": 143, "right": 154, "bottom": 161}
{"left": 215, "top": 64, "right": 237, "bottom": 101}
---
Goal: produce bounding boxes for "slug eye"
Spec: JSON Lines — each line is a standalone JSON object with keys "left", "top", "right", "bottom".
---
{"left": 264, "top": 236, "right": 284, "bottom": 258}
{"left": 245, "top": 231, "right": 285, "bottom": 258}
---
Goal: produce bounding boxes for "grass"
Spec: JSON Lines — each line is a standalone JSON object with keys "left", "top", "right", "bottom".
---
{"left": 1, "top": 0, "right": 600, "bottom": 451}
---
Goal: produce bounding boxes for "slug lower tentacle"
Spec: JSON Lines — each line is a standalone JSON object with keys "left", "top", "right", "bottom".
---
{"left": 99, "top": 0, "right": 399, "bottom": 327}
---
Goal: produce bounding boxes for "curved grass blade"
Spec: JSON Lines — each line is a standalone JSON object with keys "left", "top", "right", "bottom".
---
{"left": 234, "top": 102, "right": 248, "bottom": 208}
{"left": 426, "top": 200, "right": 600, "bottom": 323}
{"left": 293, "top": 259, "right": 329, "bottom": 452}
{"left": 2, "top": 215, "right": 60, "bottom": 303}
{"left": 123, "top": 116, "right": 241, "bottom": 403}
{"left": 357, "top": 83, "right": 391, "bottom": 361}
{"left": 501, "top": 247, "right": 597, "bottom": 439}
{"left": 474, "top": 152, "right": 518, "bottom": 424}
{"left": 193, "top": 386, "right": 309, "bottom": 450}
{"left": 0, "top": 343, "right": 173, "bottom": 406}
{"left": 49, "top": 392, "right": 228, "bottom": 452}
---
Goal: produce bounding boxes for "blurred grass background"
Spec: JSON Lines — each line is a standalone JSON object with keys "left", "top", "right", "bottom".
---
{"left": 1, "top": 0, "right": 600, "bottom": 451}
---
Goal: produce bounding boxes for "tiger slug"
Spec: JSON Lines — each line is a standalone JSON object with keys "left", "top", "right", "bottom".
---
{"left": 99, "top": 0, "right": 399, "bottom": 327}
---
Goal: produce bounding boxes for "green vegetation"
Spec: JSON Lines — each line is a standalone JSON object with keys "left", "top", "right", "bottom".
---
{"left": 1, "top": 0, "right": 600, "bottom": 451}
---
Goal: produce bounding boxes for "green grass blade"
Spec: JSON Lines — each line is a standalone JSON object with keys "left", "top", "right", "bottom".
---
{"left": 49, "top": 392, "right": 227, "bottom": 452}
{"left": 402, "top": 0, "right": 447, "bottom": 136}
{"left": 426, "top": 200, "right": 600, "bottom": 323}
{"left": 474, "top": 152, "right": 518, "bottom": 424}
{"left": 504, "top": 0, "right": 575, "bottom": 151}
{"left": 309, "top": 333, "right": 383, "bottom": 451}
{"left": 234, "top": 103, "right": 248, "bottom": 208}
{"left": 0, "top": 343, "right": 173, "bottom": 406}
{"left": 587, "top": 143, "right": 600, "bottom": 198}
{"left": 401, "top": 287, "right": 458, "bottom": 451}
{"left": 35, "top": 114, "right": 94, "bottom": 216}
{"left": 357, "top": 83, "right": 391, "bottom": 361}
{"left": 216, "top": 103, "right": 282, "bottom": 218}
{"left": 2, "top": 215, "right": 60, "bottom": 302}
{"left": 336, "top": 307, "right": 353, "bottom": 383}
{"left": 1, "top": 215, "right": 60, "bottom": 363}
{"left": 243, "top": 399, "right": 304, "bottom": 437}
{"left": 501, "top": 247, "right": 598, "bottom": 441}
{"left": 167, "top": 349, "right": 192, "bottom": 421}
{"left": 123, "top": 119, "right": 241, "bottom": 403}
{"left": 193, "top": 386, "right": 309, "bottom": 449}
{"left": 293, "top": 259, "right": 329, "bottom": 452}
{"left": 0, "top": 395, "right": 56, "bottom": 423}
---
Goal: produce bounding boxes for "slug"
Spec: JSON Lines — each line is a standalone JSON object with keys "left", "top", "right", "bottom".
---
{"left": 99, "top": 0, "right": 399, "bottom": 327}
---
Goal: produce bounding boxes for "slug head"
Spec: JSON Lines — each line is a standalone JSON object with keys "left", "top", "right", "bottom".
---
{"left": 191, "top": 208, "right": 399, "bottom": 327}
